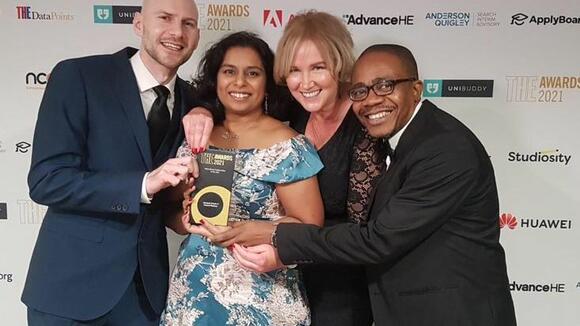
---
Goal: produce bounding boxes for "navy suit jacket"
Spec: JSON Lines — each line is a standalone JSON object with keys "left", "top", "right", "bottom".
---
{"left": 21, "top": 48, "right": 195, "bottom": 320}
{"left": 277, "top": 100, "right": 516, "bottom": 326}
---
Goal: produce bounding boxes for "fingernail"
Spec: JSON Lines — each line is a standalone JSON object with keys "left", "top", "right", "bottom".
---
{"left": 227, "top": 245, "right": 234, "bottom": 251}
{"left": 200, "top": 147, "right": 206, "bottom": 153}
{"left": 200, "top": 219, "right": 205, "bottom": 225}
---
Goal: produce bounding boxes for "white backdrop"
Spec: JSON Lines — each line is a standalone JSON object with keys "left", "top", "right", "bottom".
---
{"left": 1, "top": 1, "right": 579, "bottom": 325}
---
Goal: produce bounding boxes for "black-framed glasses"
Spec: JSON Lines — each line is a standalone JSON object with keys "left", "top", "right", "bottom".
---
{"left": 348, "top": 78, "right": 417, "bottom": 102}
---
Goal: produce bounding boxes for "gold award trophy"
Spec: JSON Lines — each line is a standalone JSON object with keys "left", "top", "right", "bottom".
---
{"left": 190, "top": 149, "right": 236, "bottom": 226}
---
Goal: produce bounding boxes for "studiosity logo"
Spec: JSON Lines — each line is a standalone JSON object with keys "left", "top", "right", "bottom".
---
{"left": 423, "top": 79, "right": 493, "bottom": 98}
{"left": 510, "top": 13, "right": 580, "bottom": 26}
{"left": 508, "top": 149, "right": 571, "bottom": 166}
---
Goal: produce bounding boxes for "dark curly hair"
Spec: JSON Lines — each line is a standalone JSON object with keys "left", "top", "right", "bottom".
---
{"left": 192, "top": 31, "right": 288, "bottom": 123}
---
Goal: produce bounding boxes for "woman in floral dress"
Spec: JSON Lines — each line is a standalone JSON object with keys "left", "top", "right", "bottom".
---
{"left": 160, "top": 32, "right": 324, "bottom": 326}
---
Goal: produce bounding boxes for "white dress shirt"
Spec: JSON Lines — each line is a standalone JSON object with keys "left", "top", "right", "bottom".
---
{"left": 130, "top": 51, "right": 178, "bottom": 203}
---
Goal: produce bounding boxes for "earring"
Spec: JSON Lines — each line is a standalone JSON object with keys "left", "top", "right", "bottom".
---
{"left": 264, "top": 94, "right": 269, "bottom": 115}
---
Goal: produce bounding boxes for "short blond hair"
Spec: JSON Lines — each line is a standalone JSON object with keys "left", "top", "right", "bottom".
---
{"left": 274, "top": 10, "right": 354, "bottom": 87}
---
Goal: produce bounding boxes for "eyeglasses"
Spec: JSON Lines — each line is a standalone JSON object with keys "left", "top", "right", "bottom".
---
{"left": 348, "top": 78, "right": 417, "bottom": 102}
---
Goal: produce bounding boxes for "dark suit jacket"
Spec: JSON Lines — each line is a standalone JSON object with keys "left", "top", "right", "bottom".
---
{"left": 277, "top": 100, "right": 516, "bottom": 326}
{"left": 21, "top": 48, "right": 195, "bottom": 320}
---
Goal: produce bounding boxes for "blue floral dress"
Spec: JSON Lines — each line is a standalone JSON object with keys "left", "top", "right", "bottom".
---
{"left": 161, "top": 135, "right": 323, "bottom": 326}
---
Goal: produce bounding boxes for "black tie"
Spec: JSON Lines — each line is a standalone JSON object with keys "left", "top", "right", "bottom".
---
{"left": 148, "top": 85, "right": 170, "bottom": 156}
{"left": 381, "top": 138, "right": 394, "bottom": 169}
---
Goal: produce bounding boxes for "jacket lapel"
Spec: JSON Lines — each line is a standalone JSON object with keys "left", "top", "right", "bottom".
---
{"left": 110, "top": 47, "right": 153, "bottom": 169}
{"left": 366, "top": 100, "right": 435, "bottom": 217}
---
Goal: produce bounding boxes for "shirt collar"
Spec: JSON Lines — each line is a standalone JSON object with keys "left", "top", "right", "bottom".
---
{"left": 130, "top": 50, "right": 177, "bottom": 95}
{"left": 388, "top": 100, "right": 423, "bottom": 150}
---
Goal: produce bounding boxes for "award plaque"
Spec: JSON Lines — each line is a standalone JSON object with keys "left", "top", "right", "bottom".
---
{"left": 190, "top": 148, "right": 236, "bottom": 226}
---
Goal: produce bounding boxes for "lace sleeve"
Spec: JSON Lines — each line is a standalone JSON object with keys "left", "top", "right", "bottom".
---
{"left": 346, "top": 129, "right": 386, "bottom": 224}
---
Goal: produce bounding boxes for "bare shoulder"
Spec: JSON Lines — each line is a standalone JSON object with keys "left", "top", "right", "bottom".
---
{"left": 257, "top": 117, "right": 299, "bottom": 147}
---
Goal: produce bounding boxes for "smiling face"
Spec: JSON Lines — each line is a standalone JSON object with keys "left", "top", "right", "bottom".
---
{"left": 133, "top": 0, "right": 200, "bottom": 79}
{"left": 351, "top": 51, "right": 423, "bottom": 138}
{"left": 285, "top": 40, "right": 340, "bottom": 114}
{"left": 217, "top": 47, "right": 267, "bottom": 116}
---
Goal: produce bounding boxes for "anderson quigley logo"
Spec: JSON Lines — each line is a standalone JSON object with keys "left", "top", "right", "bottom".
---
{"left": 342, "top": 13, "right": 414, "bottom": 26}
{"left": 423, "top": 79, "right": 493, "bottom": 98}
{"left": 425, "top": 11, "right": 500, "bottom": 27}
{"left": 94, "top": 5, "right": 141, "bottom": 24}
{"left": 511, "top": 13, "right": 580, "bottom": 26}
{"left": 16, "top": 5, "right": 74, "bottom": 21}
{"left": 500, "top": 213, "right": 573, "bottom": 231}
{"left": 508, "top": 148, "right": 571, "bottom": 166}
{"left": 506, "top": 75, "right": 580, "bottom": 103}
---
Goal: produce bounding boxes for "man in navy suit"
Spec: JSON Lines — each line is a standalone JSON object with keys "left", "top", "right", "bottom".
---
{"left": 212, "top": 44, "right": 517, "bottom": 326}
{"left": 22, "top": 0, "right": 201, "bottom": 324}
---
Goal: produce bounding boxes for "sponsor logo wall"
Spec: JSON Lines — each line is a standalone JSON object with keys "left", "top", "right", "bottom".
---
{"left": 2, "top": 1, "right": 579, "bottom": 325}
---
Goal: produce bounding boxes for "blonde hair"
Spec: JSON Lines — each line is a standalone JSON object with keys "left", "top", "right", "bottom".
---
{"left": 274, "top": 10, "right": 355, "bottom": 88}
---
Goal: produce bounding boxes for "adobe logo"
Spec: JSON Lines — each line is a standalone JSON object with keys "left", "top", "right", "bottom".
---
{"left": 499, "top": 213, "right": 517, "bottom": 230}
{"left": 263, "top": 9, "right": 283, "bottom": 27}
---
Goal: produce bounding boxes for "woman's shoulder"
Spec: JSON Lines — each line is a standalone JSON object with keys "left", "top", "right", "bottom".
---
{"left": 256, "top": 117, "right": 299, "bottom": 147}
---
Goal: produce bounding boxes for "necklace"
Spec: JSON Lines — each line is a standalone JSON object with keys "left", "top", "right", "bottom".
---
{"left": 221, "top": 127, "right": 239, "bottom": 141}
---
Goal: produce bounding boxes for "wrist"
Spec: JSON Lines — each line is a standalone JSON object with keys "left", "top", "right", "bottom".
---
{"left": 270, "top": 224, "right": 278, "bottom": 248}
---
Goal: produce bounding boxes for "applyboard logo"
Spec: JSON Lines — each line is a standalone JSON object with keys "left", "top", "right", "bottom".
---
{"left": 94, "top": 5, "right": 141, "bottom": 24}
{"left": 511, "top": 13, "right": 580, "bottom": 26}
{"left": 423, "top": 79, "right": 493, "bottom": 98}
{"left": 507, "top": 149, "right": 571, "bottom": 166}
{"left": 16, "top": 141, "right": 31, "bottom": 153}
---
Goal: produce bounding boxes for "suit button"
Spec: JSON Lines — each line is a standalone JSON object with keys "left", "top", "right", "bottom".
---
{"left": 122, "top": 204, "right": 128, "bottom": 211}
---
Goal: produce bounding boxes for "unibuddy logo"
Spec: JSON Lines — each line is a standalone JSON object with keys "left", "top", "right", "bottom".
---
{"left": 507, "top": 149, "right": 571, "bottom": 166}
{"left": 94, "top": 5, "right": 141, "bottom": 24}
{"left": 423, "top": 79, "right": 493, "bottom": 98}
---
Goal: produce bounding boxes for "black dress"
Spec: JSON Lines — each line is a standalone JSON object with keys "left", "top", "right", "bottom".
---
{"left": 289, "top": 107, "right": 374, "bottom": 326}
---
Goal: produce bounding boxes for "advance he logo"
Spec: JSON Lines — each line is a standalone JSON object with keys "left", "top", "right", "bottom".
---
{"left": 511, "top": 13, "right": 528, "bottom": 25}
{"left": 499, "top": 213, "right": 517, "bottom": 230}
{"left": 0, "top": 202, "right": 7, "bottom": 220}
{"left": 16, "top": 141, "right": 31, "bottom": 153}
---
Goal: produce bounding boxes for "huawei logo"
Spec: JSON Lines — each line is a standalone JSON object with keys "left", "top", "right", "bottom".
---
{"left": 500, "top": 213, "right": 518, "bottom": 229}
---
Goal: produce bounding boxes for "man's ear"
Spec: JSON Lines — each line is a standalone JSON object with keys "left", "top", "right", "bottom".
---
{"left": 133, "top": 12, "right": 143, "bottom": 37}
{"left": 412, "top": 80, "right": 424, "bottom": 102}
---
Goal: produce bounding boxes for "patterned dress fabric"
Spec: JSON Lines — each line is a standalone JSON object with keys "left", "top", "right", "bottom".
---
{"left": 160, "top": 134, "right": 323, "bottom": 326}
